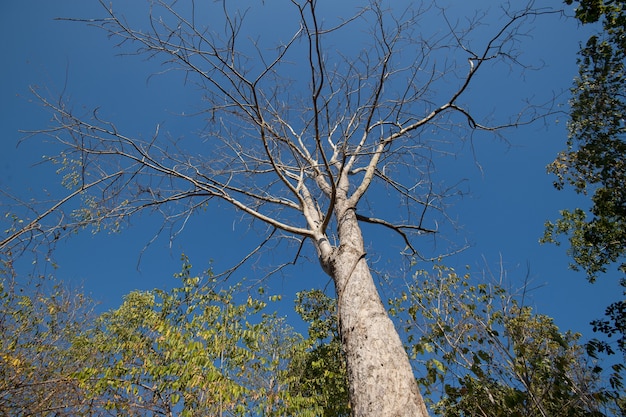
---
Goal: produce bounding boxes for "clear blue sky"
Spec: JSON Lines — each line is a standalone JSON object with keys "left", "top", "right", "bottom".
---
{"left": 0, "top": 0, "right": 619, "bottom": 342}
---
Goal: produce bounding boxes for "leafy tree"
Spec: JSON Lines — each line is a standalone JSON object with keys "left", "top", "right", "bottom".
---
{"left": 545, "top": 0, "right": 626, "bottom": 283}
{"left": 544, "top": 0, "right": 626, "bottom": 405}
{"left": 4, "top": 1, "right": 561, "bottom": 414}
{"left": 0, "top": 253, "right": 618, "bottom": 416}
{"left": 0, "top": 256, "right": 345, "bottom": 416}
{"left": 389, "top": 264, "right": 611, "bottom": 416}
{"left": 0, "top": 264, "right": 96, "bottom": 416}
{"left": 74, "top": 257, "right": 321, "bottom": 416}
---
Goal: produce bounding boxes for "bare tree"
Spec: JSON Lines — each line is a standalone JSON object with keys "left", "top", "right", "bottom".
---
{"left": 3, "top": 1, "right": 559, "bottom": 415}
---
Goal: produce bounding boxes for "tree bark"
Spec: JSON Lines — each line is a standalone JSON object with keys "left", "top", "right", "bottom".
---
{"left": 318, "top": 206, "right": 429, "bottom": 417}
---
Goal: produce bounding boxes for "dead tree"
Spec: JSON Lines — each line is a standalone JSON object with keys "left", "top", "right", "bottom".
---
{"left": 4, "top": 1, "right": 558, "bottom": 415}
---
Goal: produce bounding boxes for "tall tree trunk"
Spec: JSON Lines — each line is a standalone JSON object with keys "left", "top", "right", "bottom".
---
{"left": 318, "top": 206, "right": 430, "bottom": 417}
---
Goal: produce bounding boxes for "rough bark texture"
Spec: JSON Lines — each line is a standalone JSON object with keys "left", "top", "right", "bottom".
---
{"left": 318, "top": 205, "right": 429, "bottom": 417}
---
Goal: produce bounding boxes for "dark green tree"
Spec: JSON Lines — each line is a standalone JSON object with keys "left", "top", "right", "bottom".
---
{"left": 543, "top": 0, "right": 626, "bottom": 405}
{"left": 545, "top": 0, "right": 626, "bottom": 281}
{"left": 293, "top": 263, "right": 615, "bottom": 416}
{"left": 292, "top": 289, "right": 349, "bottom": 416}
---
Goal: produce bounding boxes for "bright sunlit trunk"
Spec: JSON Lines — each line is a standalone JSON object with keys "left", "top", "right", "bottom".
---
{"left": 318, "top": 205, "right": 430, "bottom": 417}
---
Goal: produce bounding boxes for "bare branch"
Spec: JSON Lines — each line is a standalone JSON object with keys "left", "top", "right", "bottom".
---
{"left": 13, "top": 1, "right": 559, "bottom": 282}
{"left": 355, "top": 212, "right": 435, "bottom": 255}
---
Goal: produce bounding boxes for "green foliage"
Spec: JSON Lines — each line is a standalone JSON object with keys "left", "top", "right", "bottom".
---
{"left": 544, "top": 0, "right": 626, "bottom": 280}
{"left": 389, "top": 264, "right": 610, "bottom": 416}
{"left": 1, "top": 255, "right": 352, "bottom": 416}
{"left": 542, "top": 208, "right": 616, "bottom": 279}
{"left": 292, "top": 290, "right": 350, "bottom": 416}
{"left": 586, "top": 282, "right": 626, "bottom": 410}
{"left": 74, "top": 255, "right": 321, "bottom": 416}
{"left": 3, "top": 254, "right": 619, "bottom": 416}
{"left": 49, "top": 152, "right": 83, "bottom": 191}
{"left": 545, "top": 1, "right": 626, "bottom": 408}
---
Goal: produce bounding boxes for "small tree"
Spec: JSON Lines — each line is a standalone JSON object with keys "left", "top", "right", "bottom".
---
{"left": 74, "top": 258, "right": 319, "bottom": 416}
{"left": 0, "top": 267, "right": 96, "bottom": 416}
{"left": 390, "top": 264, "right": 611, "bottom": 417}
{"left": 5, "top": 1, "right": 559, "bottom": 414}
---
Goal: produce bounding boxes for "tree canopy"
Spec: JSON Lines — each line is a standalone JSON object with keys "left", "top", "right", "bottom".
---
{"left": 544, "top": 0, "right": 626, "bottom": 404}
{"left": 391, "top": 264, "right": 612, "bottom": 416}
{"left": 1, "top": 258, "right": 619, "bottom": 416}
{"left": 545, "top": 0, "right": 626, "bottom": 282}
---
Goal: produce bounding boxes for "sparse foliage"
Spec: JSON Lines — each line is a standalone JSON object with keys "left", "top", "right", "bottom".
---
{"left": 0, "top": 267, "right": 96, "bottom": 416}
{"left": 389, "top": 264, "right": 611, "bottom": 416}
